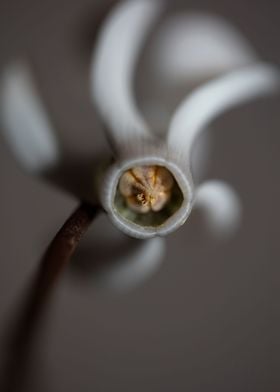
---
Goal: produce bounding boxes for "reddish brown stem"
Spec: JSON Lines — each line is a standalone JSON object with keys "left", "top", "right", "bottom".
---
{"left": 36, "top": 201, "right": 99, "bottom": 298}
{"left": 2, "top": 201, "right": 99, "bottom": 392}
{"left": 22, "top": 201, "right": 99, "bottom": 339}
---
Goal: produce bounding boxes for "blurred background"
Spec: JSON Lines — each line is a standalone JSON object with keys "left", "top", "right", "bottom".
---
{"left": 0, "top": 0, "right": 279, "bottom": 391}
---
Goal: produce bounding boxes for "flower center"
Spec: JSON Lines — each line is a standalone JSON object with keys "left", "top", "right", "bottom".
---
{"left": 118, "top": 166, "right": 174, "bottom": 214}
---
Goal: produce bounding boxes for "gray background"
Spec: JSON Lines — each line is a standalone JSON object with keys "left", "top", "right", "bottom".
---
{"left": 0, "top": 0, "right": 279, "bottom": 391}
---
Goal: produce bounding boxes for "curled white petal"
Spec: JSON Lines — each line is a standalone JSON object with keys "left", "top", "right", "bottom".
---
{"left": 195, "top": 180, "right": 241, "bottom": 237}
{"left": 168, "top": 63, "right": 280, "bottom": 163}
{"left": 0, "top": 62, "right": 59, "bottom": 174}
{"left": 91, "top": 0, "right": 163, "bottom": 152}
{"left": 95, "top": 237, "right": 165, "bottom": 291}
{"left": 150, "top": 12, "right": 257, "bottom": 86}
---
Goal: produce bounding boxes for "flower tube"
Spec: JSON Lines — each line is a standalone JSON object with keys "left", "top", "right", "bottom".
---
{"left": 91, "top": 0, "right": 280, "bottom": 239}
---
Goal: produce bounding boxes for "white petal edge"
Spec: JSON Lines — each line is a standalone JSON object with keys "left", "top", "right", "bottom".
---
{"left": 195, "top": 180, "right": 241, "bottom": 237}
{"left": 150, "top": 12, "right": 257, "bottom": 86}
{"left": 0, "top": 62, "right": 60, "bottom": 174}
{"left": 168, "top": 63, "right": 280, "bottom": 163}
{"left": 91, "top": 0, "right": 163, "bottom": 152}
{"left": 94, "top": 237, "right": 165, "bottom": 291}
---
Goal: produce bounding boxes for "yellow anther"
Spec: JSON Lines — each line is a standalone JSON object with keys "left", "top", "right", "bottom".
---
{"left": 119, "top": 165, "right": 174, "bottom": 214}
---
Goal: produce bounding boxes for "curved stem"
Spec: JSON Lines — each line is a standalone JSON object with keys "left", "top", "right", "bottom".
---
{"left": 36, "top": 201, "right": 99, "bottom": 299}
{"left": 2, "top": 202, "right": 99, "bottom": 392}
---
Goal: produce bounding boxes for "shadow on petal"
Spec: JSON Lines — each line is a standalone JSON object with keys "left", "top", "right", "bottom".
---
{"left": 70, "top": 217, "right": 166, "bottom": 291}
{"left": 94, "top": 237, "right": 165, "bottom": 291}
{"left": 45, "top": 152, "right": 112, "bottom": 204}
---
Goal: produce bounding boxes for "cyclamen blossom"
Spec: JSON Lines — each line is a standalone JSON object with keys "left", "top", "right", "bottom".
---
{"left": 0, "top": 0, "right": 279, "bottom": 287}
{"left": 91, "top": 0, "right": 280, "bottom": 239}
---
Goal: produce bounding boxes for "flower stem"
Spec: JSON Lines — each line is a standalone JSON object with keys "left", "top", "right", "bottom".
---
{"left": 21, "top": 201, "right": 100, "bottom": 340}
{"left": 36, "top": 201, "right": 99, "bottom": 299}
{"left": 2, "top": 201, "right": 99, "bottom": 392}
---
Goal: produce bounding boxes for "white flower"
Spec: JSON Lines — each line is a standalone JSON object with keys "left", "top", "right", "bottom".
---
{"left": 0, "top": 0, "right": 279, "bottom": 288}
{"left": 91, "top": 0, "right": 280, "bottom": 239}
